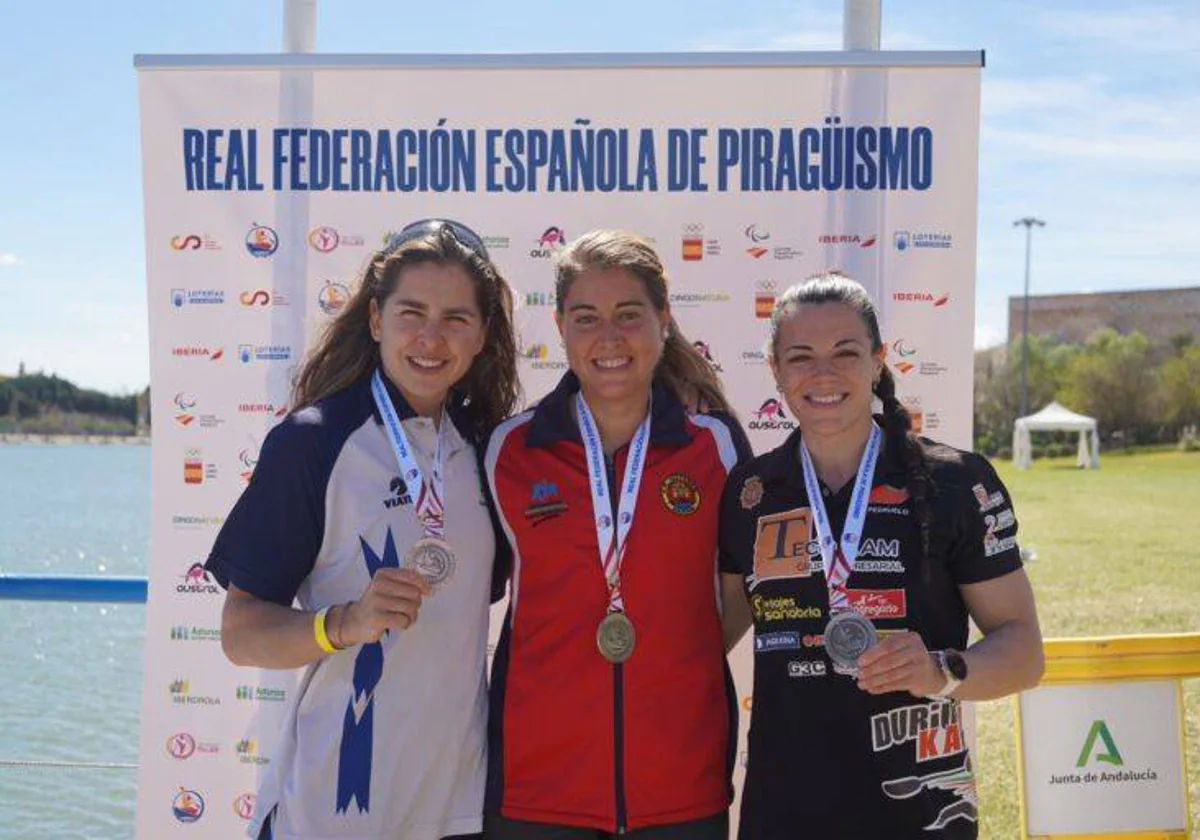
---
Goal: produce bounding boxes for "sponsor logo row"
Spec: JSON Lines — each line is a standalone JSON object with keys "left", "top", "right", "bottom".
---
{"left": 169, "top": 223, "right": 953, "bottom": 262}
{"left": 169, "top": 281, "right": 348, "bottom": 315}
{"left": 168, "top": 281, "right": 947, "bottom": 326}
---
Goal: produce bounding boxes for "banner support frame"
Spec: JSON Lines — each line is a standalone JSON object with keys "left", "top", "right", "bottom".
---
{"left": 134, "top": 50, "right": 984, "bottom": 71}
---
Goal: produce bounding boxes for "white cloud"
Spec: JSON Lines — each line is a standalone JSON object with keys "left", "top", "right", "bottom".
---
{"left": 1033, "top": 5, "right": 1200, "bottom": 58}
{"left": 982, "top": 73, "right": 1200, "bottom": 171}
{"left": 0, "top": 253, "right": 18, "bottom": 266}
{"left": 691, "top": 2, "right": 932, "bottom": 52}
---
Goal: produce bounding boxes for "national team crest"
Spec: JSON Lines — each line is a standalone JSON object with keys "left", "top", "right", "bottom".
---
{"left": 661, "top": 473, "right": 701, "bottom": 516}
{"left": 740, "top": 476, "right": 764, "bottom": 510}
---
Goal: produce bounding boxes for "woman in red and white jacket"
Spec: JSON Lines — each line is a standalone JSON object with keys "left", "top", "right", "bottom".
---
{"left": 484, "top": 230, "right": 752, "bottom": 840}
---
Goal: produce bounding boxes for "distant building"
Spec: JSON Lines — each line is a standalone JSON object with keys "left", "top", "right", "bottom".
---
{"left": 1007, "top": 286, "right": 1200, "bottom": 346}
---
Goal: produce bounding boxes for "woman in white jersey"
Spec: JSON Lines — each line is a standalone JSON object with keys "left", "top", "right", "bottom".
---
{"left": 206, "top": 219, "right": 521, "bottom": 840}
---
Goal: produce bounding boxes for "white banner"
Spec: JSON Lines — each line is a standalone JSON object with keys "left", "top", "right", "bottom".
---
{"left": 135, "top": 54, "right": 981, "bottom": 837}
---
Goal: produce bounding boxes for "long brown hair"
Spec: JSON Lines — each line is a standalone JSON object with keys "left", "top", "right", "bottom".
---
{"left": 292, "top": 226, "right": 521, "bottom": 432}
{"left": 553, "top": 229, "right": 732, "bottom": 415}
{"left": 770, "top": 271, "right": 935, "bottom": 581}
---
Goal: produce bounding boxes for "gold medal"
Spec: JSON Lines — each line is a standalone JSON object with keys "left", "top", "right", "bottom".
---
{"left": 404, "top": 536, "right": 457, "bottom": 590}
{"left": 597, "top": 611, "right": 636, "bottom": 664}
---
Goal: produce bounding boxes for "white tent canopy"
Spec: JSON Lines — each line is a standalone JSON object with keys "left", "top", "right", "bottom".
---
{"left": 1013, "top": 401, "right": 1100, "bottom": 470}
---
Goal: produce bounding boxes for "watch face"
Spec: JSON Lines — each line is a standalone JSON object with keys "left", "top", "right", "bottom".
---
{"left": 946, "top": 650, "right": 969, "bottom": 681}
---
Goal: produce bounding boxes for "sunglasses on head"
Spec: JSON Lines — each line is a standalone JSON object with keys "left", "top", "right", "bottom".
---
{"left": 382, "top": 218, "right": 490, "bottom": 261}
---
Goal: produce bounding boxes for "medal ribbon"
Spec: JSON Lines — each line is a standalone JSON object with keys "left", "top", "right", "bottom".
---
{"left": 799, "top": 422, "right": 882, "bottom": 614}
{"left": 371, "top": 370, "right": 447, "bottom": 540}
{"left": 576, "top": 393, "right": 652, "bottom": 615}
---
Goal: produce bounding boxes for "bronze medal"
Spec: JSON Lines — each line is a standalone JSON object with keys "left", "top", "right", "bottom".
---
{"left": 597, "top": 611, "right": 636, "bottom": 664}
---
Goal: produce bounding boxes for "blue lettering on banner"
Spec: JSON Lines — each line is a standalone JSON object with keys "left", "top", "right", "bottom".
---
{"left": 180, "top": 118, "right": 935, "bottom": 194}
{"left": 754, "top": 631, "right": 802, "bottom": 653}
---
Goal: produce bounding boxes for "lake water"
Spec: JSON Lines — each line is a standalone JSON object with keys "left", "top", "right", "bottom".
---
{"left": 0, "top": 444, "right": 149, "bottom": 839}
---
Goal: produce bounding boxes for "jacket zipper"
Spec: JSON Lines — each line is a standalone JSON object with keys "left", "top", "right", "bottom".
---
{"left": 606, "top": 452, "right": 628, "bottom": 834}
{"left": 614, "top": 662, "right": 628, "bottom": 833}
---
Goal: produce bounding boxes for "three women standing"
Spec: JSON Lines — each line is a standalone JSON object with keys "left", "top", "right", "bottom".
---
{"left": 210, "top": 219, "right": 1042, "bottom": 840}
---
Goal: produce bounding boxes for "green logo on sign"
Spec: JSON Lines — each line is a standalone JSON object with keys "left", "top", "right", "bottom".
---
{"left": 1076, "top": 720, "right": 1124, "bottom": 768}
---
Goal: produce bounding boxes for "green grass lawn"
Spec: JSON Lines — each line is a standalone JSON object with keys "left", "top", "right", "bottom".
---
{"left": 975, "top": 449, "right": 1200, "bottom": 838}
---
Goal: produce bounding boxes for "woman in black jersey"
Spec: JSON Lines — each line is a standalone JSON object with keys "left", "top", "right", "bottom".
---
{"left": 718, "top": 273, "right": 1044, "bottom": 839}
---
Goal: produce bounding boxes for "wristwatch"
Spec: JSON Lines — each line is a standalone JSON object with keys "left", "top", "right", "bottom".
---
{"left": 927, "top": 649, "right": 968, "bottom": 698}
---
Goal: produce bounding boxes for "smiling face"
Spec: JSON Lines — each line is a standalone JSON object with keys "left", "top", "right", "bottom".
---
{"left": 769, "top": 301, "right": 884, "bottom": 443}
{"left": 369, "top": 261, "right": 486, "bottom": 417}
{"left": 556, "top": 267, "right": 670, "bottom": 410}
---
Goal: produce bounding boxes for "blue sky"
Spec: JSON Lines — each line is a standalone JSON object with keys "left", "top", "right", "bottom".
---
{"left": 1, "top": 0, "right": 1196, "bottom": 393}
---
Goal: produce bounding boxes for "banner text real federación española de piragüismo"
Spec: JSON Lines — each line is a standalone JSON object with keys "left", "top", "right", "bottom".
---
{"left": 182, "top": 120, "right": 935, "bottom": 194}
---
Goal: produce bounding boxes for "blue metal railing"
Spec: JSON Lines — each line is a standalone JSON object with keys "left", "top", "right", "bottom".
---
{"left": 0, "top": 573, "right": 148, "bottom": 783}
{"left": 0, "top": 574, "right": 148, "bottom": 603}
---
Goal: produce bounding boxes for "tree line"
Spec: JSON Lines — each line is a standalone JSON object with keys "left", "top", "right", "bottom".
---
{"left": 974, "top": 329, "right": 1200, "bottom": 457}
{"left": 0, "top": 372, "right": 142, "bottom": 435}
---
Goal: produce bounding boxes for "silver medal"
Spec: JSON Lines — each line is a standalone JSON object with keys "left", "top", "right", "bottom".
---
{"left": 824, "top": 610, "right": 878, "bottom": 673}
{"left": 405, "top": 536, "right": 457, "bottom": 590}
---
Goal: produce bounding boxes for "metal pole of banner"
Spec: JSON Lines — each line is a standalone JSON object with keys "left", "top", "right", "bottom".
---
{"left": 283, "top": 0, "right": 317, "bottom": 53}
{"left": 1014, "top": 217, "right": 1046, "bottom": 419}
{"left": 843, "top": 0, "right": 882, "bottom": 50}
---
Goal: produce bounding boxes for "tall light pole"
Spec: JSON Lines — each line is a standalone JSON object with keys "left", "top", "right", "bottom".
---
{"left": 1013, "top": 217, "right": 1046, "bottom": 419}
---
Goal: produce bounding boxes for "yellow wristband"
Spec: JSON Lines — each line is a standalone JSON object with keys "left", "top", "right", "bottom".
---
{"left": 314, "top": 607, "right": 338, "bottom": 654}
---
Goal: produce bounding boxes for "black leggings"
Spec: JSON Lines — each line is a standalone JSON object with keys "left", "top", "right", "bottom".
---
{"left": 485, "top": 812, "right": 729, "bottom": 840}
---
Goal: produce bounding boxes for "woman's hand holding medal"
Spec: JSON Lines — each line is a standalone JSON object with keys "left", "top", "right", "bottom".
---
{"left": 338, "top": 568, "right": 433, "bottom": 645}
{"left": 855, "top": 630, "right": 945, "bottom": 697}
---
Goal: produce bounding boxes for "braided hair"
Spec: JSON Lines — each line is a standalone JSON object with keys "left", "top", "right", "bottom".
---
{"left": 769, "top": 271, "right": 936, "bottom": 582}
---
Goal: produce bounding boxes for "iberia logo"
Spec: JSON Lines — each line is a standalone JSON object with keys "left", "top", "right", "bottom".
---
{"left": 893, "top": 291, "right": 950, "bottom": 308}
{"left": 661, "top": 473, "right": 701, "bottom": 516}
